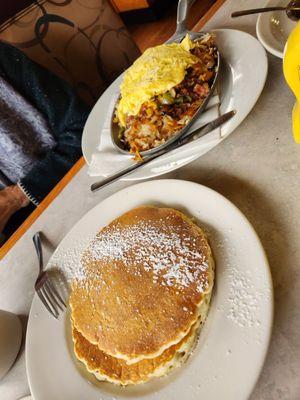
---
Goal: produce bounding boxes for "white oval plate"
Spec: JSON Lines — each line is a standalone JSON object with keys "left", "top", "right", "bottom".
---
{"left": 82, "top": 29, "right": 267, "bottom": 180}
{"left": 26, "top": 180, "right": 273, "bottom": 400}
{"left": 256, "top": 0, "right": 297, "bottom": 59}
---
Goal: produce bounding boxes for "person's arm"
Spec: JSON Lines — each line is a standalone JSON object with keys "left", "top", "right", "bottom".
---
{"left": 0, "top": 41, "right": 91, "bottom": 204}
{"left": 0, "top": 186, "right": 29, "bottom": 233}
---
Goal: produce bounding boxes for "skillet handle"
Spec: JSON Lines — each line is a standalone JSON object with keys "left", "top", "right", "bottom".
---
{"left": 176, "top": 0, "right": 195, "bottom": 35}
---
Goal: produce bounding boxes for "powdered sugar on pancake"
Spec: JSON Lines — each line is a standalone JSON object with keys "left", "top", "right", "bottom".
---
{"left": 51, "top": 209, "right": 211, "bottom": 296}
{"left": 88, "top": 218, "right": 210, "bottom": 293}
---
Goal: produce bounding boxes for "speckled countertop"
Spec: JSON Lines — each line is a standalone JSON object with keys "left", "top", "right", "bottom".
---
{"left": 1, "top": 1, "right": 300, "bottom": 399}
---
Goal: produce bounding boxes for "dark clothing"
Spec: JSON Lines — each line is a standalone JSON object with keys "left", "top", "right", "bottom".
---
{"left": 0, "top": 41, "right": 90, "bottom": 204}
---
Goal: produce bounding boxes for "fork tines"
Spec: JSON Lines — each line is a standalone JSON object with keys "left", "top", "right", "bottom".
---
{"left": 36, "top": 275, "right": 66, "bottom": 319}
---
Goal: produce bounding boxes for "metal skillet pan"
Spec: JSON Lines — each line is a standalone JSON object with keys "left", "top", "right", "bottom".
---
{"left": 111, "top": 0, "right": 220, "bottom": 156}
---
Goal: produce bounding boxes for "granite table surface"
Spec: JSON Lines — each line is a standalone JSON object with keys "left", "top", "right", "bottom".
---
{"left": 1, "top": 0, "right": 300, "bottom": 399}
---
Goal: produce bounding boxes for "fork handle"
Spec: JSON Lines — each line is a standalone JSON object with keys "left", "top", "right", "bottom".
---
{"left": 176, "top": 0, "right": 195, "bottom": 35}
{"left": 231, "top": 6, "right": 286, "bottom": 18}
{"left": 33, "top": 232, "right": 43, "bottom": 274}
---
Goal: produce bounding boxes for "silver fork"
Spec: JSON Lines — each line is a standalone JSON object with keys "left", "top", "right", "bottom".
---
{"left": 33, "top": 232, "right": 66, "bottom": 319}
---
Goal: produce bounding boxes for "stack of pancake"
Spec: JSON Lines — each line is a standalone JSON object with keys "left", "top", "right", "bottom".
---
{"left": 69, "top": 206, "right": 214, "bottom": 385}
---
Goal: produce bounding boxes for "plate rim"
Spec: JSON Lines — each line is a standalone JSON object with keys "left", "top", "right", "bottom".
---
{"left": 26, "top": 179, "right": 274, "bottom": 400}
{"left": 256, "top": 0, "right": 296, "bottom": 59}
{"left": 256, "top": 13, "right": 284, "bottom": 59}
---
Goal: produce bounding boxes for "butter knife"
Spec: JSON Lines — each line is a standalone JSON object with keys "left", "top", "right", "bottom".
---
{"left": 91, "top": 110, "right": 236, "bottom": 192}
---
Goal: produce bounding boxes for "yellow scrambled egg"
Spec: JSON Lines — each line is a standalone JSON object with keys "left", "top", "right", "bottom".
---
{"left": 116, "top": 35, "right": 198, "bottom": 127}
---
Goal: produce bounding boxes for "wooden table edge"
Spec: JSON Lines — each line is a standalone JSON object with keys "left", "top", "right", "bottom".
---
{"left": 0, "top": 0, "right": 226, "bottom": 261}
{"left": 0, "top": 157, "right": 85, "bottom": 260}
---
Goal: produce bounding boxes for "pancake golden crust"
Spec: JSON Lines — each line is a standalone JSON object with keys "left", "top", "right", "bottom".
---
{"left": 70, "top": 206, "right": 214, "bottom": 363}
{"left": 72, "top": 317, "right": 201, "bottom": 386}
